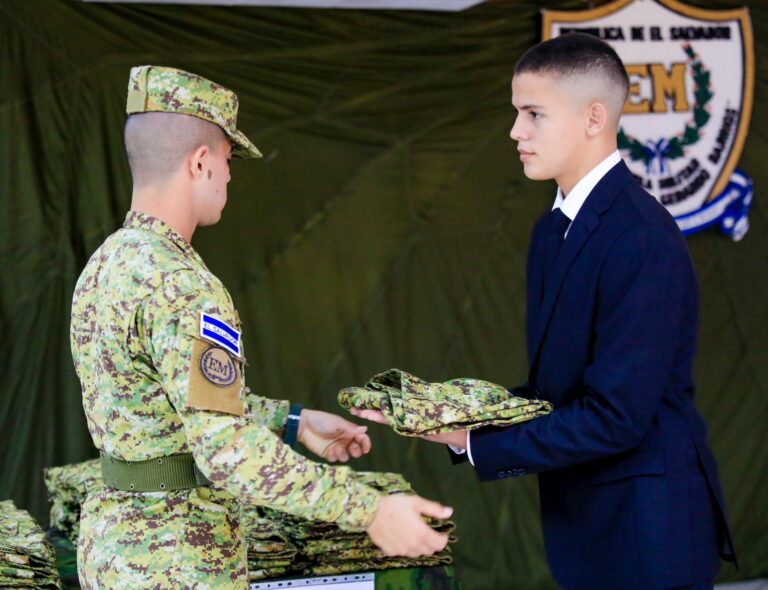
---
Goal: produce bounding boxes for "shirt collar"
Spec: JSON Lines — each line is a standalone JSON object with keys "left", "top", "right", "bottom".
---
{"left": 552, "top": 150, "right": 622, "bottom": 221}
{"left": 123, "top": 211, "right": 201, "bottom": 262}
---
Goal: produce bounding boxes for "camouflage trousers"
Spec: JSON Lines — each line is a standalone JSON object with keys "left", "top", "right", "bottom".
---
{"left": 78, "top": 487, "right": 248, "bottom": 589}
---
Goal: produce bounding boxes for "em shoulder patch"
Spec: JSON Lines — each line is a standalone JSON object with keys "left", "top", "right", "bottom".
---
{"left": 200, "top": 347, "right": 238, "bottom": 387}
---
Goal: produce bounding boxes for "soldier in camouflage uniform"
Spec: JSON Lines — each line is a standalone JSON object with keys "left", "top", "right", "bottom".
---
{"left": 70, "top": 65, "right": 452, "bottom": 590}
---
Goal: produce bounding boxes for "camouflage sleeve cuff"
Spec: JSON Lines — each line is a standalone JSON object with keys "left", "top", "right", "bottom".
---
{"left": 333, "top": 481, "right": 382, "bottom": 532}
{"left": 271, "top": 399, "right": 291, "bottom": 433}
{"left": 244, "top": 393, "right": 291, "bottom": 434}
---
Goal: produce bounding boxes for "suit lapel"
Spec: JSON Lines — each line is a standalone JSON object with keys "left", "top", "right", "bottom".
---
{"left": 528, "top": 210, "right": 600, "bottom": 374}
{"left": 528, "top": 161, "right": 636, "bottom": 382}
{"left": 526, "top": 220, "right": 547, "bottom": 361}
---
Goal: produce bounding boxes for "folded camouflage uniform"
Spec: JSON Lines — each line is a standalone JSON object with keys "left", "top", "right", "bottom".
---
{"left": 338, "top": 368, "right": 552, "bottom": 435}
{"left": 240, "top": 505, "right": 298, "bottom": 581}
{"left": 260, "top": 470, "right": 456, "bottom": 576}
{"left": 248, "top": 567, "right": 289, "bottom": 581}
{"left": 43, "top": 459, "right": 102, "bottom": 544}
{"left": 0, "top": 500, "right": 61, "bottom": 589}
{"left": 301, "top": 520, "right": 455, "bottom": 558}
{"left": 306, "top": 554, "right": 453, "bottom": 576}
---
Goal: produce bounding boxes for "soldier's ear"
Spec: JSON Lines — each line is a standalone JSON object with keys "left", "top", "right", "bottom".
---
{"left": 188, "top": 145, "right": 210, "bottom": 180}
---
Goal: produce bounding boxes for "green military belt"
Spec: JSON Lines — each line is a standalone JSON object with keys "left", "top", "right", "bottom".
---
{"left": 100, "top": 452, "right": 213, "bottom": 492}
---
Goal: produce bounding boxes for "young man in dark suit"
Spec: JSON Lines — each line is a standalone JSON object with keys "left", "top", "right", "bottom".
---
{"left": 352, "top": 33, "right": 736, "bottom": 590}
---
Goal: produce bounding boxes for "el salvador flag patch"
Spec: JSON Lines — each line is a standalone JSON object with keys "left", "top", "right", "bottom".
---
{"left": 199, "top": 312, "right": 241, "bottom": 358}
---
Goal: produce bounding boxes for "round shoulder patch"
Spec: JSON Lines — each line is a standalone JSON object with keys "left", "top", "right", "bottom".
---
{"left": 199, "top": 346, "right": 238, "bottom": 387}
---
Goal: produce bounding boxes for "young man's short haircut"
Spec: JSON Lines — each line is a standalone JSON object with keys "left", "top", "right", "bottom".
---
{"left": 515, "top": 32, "right": 629, "bottom": 121}
{"left": 125, "top": 112, "right": 226, "bottom": 188}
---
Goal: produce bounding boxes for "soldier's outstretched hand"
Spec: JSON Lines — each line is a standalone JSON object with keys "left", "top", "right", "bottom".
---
{"left": 298, "top": 409, "right": 372, "bottom": 462}
{"left": 367, "top": 494, "right": 453, "bottom": 557}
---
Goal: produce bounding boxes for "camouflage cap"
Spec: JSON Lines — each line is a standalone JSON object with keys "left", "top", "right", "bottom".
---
{"left": 126, "top": 65, "right": 262, "bottom": 159}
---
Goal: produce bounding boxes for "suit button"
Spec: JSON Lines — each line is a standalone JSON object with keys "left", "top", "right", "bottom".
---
{"left": 497, "top": 470, "right": 506, "bottom": 479}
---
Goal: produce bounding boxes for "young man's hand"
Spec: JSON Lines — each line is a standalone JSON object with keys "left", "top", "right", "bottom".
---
{"left": 366, "top": 494, "right": 453, "bottom": 557}
{"left": 349, "top": 407, "right": 388, "bottom": 425}
{"left": 421, "top": 430, "right": 468, "bottom": 449}
{"left": 350, "top": 408, "right": 467, "bottom": 449}
{"left": 297, "top": 409, "right": 371, "bottom": 462}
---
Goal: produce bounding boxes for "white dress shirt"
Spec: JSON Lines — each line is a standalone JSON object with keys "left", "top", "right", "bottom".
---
{"left": 454, "top": 150, "right": 622, "bottom": 465}
{"left": 553, "top": 150, "right": 621, "bottom": 235}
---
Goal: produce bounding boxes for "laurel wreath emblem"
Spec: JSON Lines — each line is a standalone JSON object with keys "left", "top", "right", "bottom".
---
{"left": 618, "top": 44, "right": 712, "bottom": 173}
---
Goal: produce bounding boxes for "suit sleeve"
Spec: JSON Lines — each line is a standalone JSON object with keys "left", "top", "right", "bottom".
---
{"left": 470, "top": 223, "right": 692, "bottom": 479}
{"left": 143, "top": 269, "right": 381, "bottom": 530}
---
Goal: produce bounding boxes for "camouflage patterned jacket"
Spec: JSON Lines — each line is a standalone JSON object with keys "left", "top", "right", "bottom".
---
{"left": 70, "top": 212, "right": 380, "bottom": 589}
{"left": 338, "top": 369, "right": 553, "bottom": 436}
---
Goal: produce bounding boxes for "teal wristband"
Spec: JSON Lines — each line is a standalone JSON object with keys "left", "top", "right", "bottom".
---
{"left": 283, "top": 403, "right": 303, "bottom": 448}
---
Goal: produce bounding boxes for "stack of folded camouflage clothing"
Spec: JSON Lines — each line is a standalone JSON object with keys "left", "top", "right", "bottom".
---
{"left": 43, "top": 459, "right": 101, "bottom": 544}
{"left": 260, "top": 471, "right": 455, "bottom": 576}
{"left": 240, "top": 506, "right": 298, "bottom": 581}
{"left": 0, "top": 500, "right": 61, "bottom": 589}
{"left": 338, "top": 368, "right": 553, "bottom": 435}
{"left": 298, "top": 519, "right": 454, "bottom": 576}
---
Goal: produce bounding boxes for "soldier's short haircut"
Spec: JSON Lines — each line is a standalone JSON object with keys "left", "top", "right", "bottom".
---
{"left": 515, "top": 32, "right": 629, "bottom": 122}
{"left": 124, "top": 112, "right": 226, "bottom": 188}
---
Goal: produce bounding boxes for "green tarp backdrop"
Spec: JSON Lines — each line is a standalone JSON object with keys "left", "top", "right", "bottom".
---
{"left": 1, "top": 0, "right": 766, "bottom": 587}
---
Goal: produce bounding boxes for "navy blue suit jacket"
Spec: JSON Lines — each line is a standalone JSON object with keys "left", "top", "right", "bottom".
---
{"left": 468, "top": 161, "right": 735, "bottom": 589}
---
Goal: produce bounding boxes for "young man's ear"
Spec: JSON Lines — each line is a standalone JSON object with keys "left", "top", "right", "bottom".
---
{"left": 188, "top": 145, "right": 210, "bottom": 179}
{"left": 585, "top": 102, "right": 608, "bottom": 137}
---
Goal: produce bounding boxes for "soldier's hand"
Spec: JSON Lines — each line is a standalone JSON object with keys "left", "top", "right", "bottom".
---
{"left": 297, "top": 409, "right": 372, "bottom": 462}
{"left": 348, "top": 407, "right": 388, "bottom": 425}
{"left": 366, "top": 495, "right": 453, "bottom": 558}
